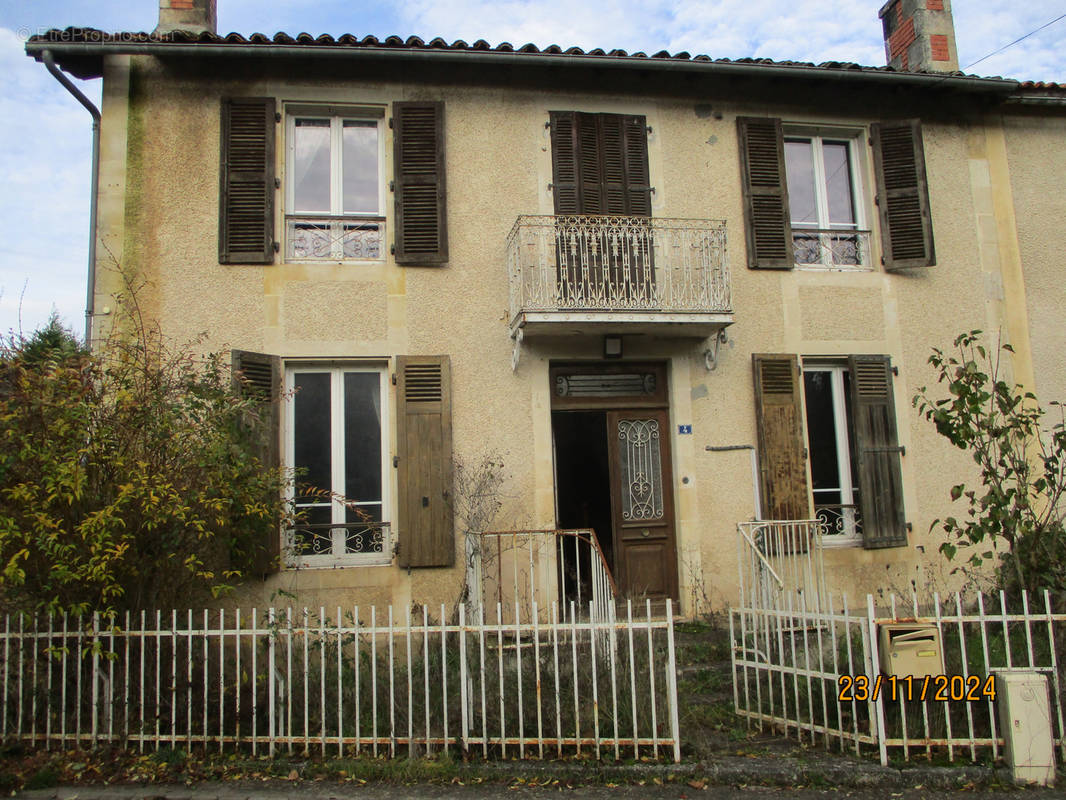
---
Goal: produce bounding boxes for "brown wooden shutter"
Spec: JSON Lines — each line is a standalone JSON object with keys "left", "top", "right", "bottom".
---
{"left": 549, "top": 112, "right": 651, "bottom": 216}
{"left": 231, "top": 349, "right": 282, "bottom": 572}
{"left": 753, "top": 354, "right": 810, "bottom": 521}
{"left": 848, "top": 355, "right": 908, "bottom": 549}
{"left": 396, "top": 355, "right": 454, "bottom": 567}
{"left": 393, "top": 102, "right": 448, "bottom": 265}
{"left": 549, "top": 111, "right": 580, "bottom": 214}
{"left": 577, "top": 112, "right": 605, "bottom": 213}
{"left": 622, "top": 115, "right": 652, "bottom": 216}
{"left": 737, "top": 117, "right": 792, "bottom": 269}
{"left": 600, "top": 113, "right": 627, "bottom": 214}
{"left": 871, "top": 120, "right": 935, "bottom": 270}
{"left": 219, "top": 97, "right": 276, "bottom": 264}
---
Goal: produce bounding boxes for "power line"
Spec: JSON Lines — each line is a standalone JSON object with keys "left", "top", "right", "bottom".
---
{"left": 962, "top": 11, "right": 1066, "bottom": 72}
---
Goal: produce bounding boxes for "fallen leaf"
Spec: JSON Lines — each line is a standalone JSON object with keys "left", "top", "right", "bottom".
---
{"left": 688, "top": 779, "right": 706, "bottom": 789}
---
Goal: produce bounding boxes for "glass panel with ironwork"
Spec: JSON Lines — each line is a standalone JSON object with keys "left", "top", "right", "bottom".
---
{"left": 617, "top": 418, "right": 664, "bottom": 521}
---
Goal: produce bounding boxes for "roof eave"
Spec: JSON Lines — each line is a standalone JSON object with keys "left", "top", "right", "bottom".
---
{"left": 25, "top": 40, "right": 1021, "bottom": 94}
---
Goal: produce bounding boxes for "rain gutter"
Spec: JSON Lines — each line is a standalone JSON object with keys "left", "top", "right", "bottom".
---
{"left": 41, "top": 49, "right": 100, "bottom": 344}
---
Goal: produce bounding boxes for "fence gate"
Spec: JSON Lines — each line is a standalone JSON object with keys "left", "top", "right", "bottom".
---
{"left": 732, "top": 588, "right": 1066, "bottom": 766}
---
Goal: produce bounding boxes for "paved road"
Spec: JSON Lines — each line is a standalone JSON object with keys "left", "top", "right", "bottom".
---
{"left": 14, "top": 785, "right": 1066, "bottom": 799}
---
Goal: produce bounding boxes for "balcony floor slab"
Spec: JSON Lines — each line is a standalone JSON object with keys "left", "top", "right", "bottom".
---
{"left": 510, "top": 310, "right": 734, "bottom": 338}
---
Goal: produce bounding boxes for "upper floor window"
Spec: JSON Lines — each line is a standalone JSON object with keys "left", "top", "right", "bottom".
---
{"left": 285, "top": 107, "right": 385, "bottom": 262}
{"left": 219, "top": 98, "right": 448, "bottom": 267}
{"left": 737, "top": 117, "right": 934, "bottom": 271}
{"left": 784, "top": 134, "right": 869, "bottom": 270}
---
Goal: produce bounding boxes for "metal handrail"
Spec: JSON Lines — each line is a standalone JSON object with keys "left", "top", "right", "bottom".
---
{"left": 737, "top": 523, "right": 784, "bottom": 589}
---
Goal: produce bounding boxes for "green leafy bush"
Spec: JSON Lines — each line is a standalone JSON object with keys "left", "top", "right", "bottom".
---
{"left": 0, "top": 310, "right": 289, "bottom": 617}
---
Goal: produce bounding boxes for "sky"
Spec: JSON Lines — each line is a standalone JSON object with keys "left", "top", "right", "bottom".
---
{"left": 1, "top": 0, "right": 1065, "bottom": 338}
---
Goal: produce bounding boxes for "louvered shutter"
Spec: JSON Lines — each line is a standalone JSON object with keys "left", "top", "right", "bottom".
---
{"left": 848, "top": 355, "right": 908, "bottom": 549}
{"left": 219, "top": 98, "right": 276, "bottom": 264}
{"left": 396, "top": 355, "right": 454, "bottom": 567}
{"left": 737, "top": 117, "right": 792, "bottom": 269}
{"left": 577, "top": 112, "right": 604, "bottom": 213}
{"left": 600, "top": 113, "right": 627, "bottom": 214}
{"left": 393, "top": 102, "right": 448, "bottom": 265}
{"left": 622, "top": 115, "right": 652, "bottom": 216}
{"left": 871, "top": 120, "right": 935, "bottom": 270}
{"left": 549, "top": 112, "right": 651, "bottom": 216}
{"left": 231, "top": 349, "right": 282, "bottom": 572}
{"left": 753, "top": 354, "right": 810, "bottom": 523}
{"left": 549, "top": 111, "right": 580, "bottom": 214}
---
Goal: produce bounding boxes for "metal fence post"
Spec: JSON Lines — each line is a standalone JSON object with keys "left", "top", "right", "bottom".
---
{"left": 666, "top": 599, "right": 681, "bottom": 763}
{"left": 459, "top": 603, "right": 469, "bottom": 751}
{"left": 865, "top": 594, "right": 887, "bottom": 767}
{"left": 268, "top": 608, "right": 276, "bottom": 756}
{"left": 91, "top": 612, "right": 100, "bottom": 747}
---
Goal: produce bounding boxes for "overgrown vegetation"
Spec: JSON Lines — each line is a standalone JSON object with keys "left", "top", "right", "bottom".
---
{"left": 913, "top": 330, "right": 1066, "bottom": 602}
{"left": 0, "top": 296, "right": 289, "bottom": 618}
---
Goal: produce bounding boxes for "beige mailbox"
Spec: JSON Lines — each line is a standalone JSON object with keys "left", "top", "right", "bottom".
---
{"left": 878, "top": 623, "right": 944, "bottom": 678}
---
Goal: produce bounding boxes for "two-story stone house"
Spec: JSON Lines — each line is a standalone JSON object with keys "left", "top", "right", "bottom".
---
{"left": 26, "top": 0, "right": 1066, "bottom": 614}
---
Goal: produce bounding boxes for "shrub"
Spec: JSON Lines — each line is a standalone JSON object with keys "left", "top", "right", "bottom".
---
{"left": 0, "top": 307, "right": 289, "bottom": 617}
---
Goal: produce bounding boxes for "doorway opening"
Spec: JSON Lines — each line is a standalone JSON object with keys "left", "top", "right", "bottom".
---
{"left": 552, "top": 410, "right": 613, "bottom": 602}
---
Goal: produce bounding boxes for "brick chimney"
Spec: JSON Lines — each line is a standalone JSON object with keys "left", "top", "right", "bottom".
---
{"left": 879, "top": 0, "right": 958, "bottom": 73}
{"left": 155, "top": 0, "right": 217, "bottom": 35}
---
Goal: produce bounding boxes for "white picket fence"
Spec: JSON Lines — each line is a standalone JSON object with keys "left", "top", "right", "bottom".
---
{"left": 0, "top": 600, "right": 680, "bottom": 761}
{"left": 731, "top": 589, "right": 1066, "bottom": 765}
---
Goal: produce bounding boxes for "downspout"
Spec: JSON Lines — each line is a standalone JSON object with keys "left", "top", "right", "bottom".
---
{"left": 41, "top": 49, "right": 100, "bottom": 344}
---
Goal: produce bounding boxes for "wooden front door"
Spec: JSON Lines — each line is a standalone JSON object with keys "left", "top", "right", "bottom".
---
{"left": 606, "top": 409, "right": 678, "bottom": 600}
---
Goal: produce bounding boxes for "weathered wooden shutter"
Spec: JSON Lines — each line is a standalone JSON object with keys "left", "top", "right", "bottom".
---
{"left": 737, "top": 117, "right": 792, "bottom": 269}
{"left": 393, "top": 102, "right": 448, "bottom": 265}
{"left": 848, "top": 355, "right": 908, "bottom": 549}
{"left": 396, "top": 355, "right": 454, "bottom": 567}
{"left": 219, "top": 97, "right": 276, "bottom": 264}
{"left": 622, "top": 115, "right": 652, "bottom": 216}
{"left": 549, "top": 112, "right": 651, "bottom": 216}
{"left": 752, "top": 354, "right": 810, "bottom": 521}
{"left": 871, "top": 120, "right": 935, "bottom": 270}
{"left": 231, "top": 349, "right": 282, "bottom": 572}
{"left": 577, "top": 112, "right": 604, "bottom": 213}
{"left": 549, "top": 111, "right": 581, "bottom": 214}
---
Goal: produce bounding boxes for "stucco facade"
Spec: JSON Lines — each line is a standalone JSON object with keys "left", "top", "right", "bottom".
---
{"left": 27, "top": 17, "right": 1066, "bottom": 617}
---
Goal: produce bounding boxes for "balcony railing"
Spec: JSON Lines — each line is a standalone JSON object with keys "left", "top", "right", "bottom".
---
{"left": 792, "top": 228, "right": 872, "bottom": 270}
{"left": 507, "top": 215, "right": 730, "bottom": 335}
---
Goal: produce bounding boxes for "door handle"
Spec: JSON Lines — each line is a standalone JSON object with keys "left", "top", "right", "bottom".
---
{"left": 641, "top": 529, "right": 650, "bottom": 538}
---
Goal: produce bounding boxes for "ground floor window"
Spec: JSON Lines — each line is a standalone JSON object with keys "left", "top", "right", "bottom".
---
{"left": 286, "top": 365, "right": 390, "bottom": 566}
{"left": 753, "top": 353, "right": 907, "bottom": 550}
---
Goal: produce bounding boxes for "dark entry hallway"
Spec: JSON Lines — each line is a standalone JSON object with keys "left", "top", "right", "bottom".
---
{"left": 552, "top": 411, "right": 614, "bottom": 600}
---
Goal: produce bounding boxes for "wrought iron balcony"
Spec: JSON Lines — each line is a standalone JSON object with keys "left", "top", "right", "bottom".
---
{"left": 507, "top": 215, "right": 731, "bottom": 337}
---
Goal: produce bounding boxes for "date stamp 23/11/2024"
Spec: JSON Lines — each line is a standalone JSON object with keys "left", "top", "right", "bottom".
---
{"left": 838, "top": 673, "right": 997, "bottom": 703}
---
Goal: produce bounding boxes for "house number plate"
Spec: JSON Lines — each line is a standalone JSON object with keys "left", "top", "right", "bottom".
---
{"left": 678, "top": 424, "right": 692, "bottom": 434}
